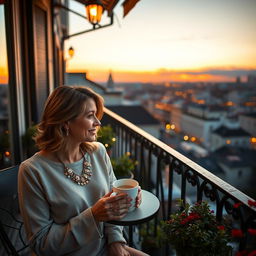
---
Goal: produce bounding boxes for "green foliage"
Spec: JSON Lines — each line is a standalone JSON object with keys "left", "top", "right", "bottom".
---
{"left": 22, "top": 125, "right": 38, "bottom": 156}
{"left": 161, "top": 200, "right": 232, "bottom": 256}
{"left": 111, "top": 153, "right": 137, "bottom": 178}
{"left": 97, "top": 125, "right": 116, "bottom": 149}
{"left": 140, "top": 221, "right": 164, "bottom": 250}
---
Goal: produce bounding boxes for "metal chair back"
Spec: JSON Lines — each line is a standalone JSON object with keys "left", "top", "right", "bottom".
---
{"left": 0, "top": 165, "right": 29, "bottom": 255}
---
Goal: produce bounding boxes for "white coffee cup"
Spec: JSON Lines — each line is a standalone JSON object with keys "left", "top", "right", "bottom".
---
{"left": 112, "top": 179, "right": 139, "bottom": 212}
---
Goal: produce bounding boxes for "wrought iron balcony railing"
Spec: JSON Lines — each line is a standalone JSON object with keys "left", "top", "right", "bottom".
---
{"left": 102, "top": 107, "right": 256, "bottom": 254}
{"left": 0, "top": 107, "right": 255, "bottom": 255}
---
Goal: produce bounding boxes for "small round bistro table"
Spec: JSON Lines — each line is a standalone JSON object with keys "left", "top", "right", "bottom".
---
{"left": 107, "top": 190, "right": 160, "bottom": 246}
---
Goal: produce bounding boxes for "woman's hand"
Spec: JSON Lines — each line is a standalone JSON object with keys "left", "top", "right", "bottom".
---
{"left": 107, "top": 242, "right": 130, "bottom": 256}
{"left": 91, "top": 191, "right": 132, "bottom": 222}
{"left": 135, "top": 186, "right": 142, "bottom": 208}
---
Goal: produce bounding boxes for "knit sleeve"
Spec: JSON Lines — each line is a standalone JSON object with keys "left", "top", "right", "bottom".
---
{"left": 101, "top": 147, "right": 127, "bottom": 245}
{"left": 18, "top": 162, "right": 104, "bottom": 256}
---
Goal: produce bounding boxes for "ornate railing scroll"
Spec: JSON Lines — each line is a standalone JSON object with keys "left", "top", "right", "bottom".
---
{"left": 102, "top": 107, "right": 256, "bottom": 254}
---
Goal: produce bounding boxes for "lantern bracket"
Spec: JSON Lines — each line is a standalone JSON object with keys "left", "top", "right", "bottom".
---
{"left": 54, "top": 3, "right": 114, "bottom": 41}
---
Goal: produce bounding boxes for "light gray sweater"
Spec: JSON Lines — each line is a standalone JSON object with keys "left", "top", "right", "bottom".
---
{"left": 18, "top": 142, "right": 126, "bottom": 256}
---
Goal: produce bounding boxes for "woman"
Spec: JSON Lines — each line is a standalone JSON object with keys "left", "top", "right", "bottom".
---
{"left": 18, "top": 86, "right": 146, "bottom": 256}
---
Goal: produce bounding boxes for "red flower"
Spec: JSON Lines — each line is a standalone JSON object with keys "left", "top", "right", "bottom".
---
{"left": 248, "top": 251, "right": 256, "bottom": 256}
{"left": 217, "top": 225, "right": 225, "bottom": 231}
{"left": 234, "top": 202, "right": 242, "bottom": 208}
{"left": 236, "top": 251, "right": 248, "bottom": 256}
{"left": 180, "top": 219, "right": 187, "bottom": 225}
{"left": 180, "top": 212, "right": 201, "bottom": 224}
{"left": 248, "top": 228, "right": 256, "bottom": 235}
{"left": 189, "top": 212, "right": 201, "bottom": 219}
{"left": 232, "top": 229, "right": 244, "bottom": 237}
{"left": 248, "top": 200, "right": 256, "bottom": 207}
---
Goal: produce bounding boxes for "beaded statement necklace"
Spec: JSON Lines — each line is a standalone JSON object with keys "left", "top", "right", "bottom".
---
{"left": 56, "top": 149, "right": 92, "bottom": 186}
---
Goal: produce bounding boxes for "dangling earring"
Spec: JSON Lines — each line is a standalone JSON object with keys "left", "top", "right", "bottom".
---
{"left": 66, "top": 128, "right": 69, "bottom": 136}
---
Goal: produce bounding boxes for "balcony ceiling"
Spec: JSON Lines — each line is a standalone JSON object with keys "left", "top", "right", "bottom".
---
{"left": 75, "top": 0, "right": 140, "bottom": 17}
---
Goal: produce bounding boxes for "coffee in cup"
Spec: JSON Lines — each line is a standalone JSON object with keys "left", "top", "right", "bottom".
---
{"left": 112, "top": 179, "right": 139, "bottom": 212}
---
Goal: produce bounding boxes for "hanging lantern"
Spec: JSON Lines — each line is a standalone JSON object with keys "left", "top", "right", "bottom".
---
{"left": 68, "top": 47, "right": 74, "bottom": 58}
{"left": 85, "top": 0, "right": 104, "bottom": 25}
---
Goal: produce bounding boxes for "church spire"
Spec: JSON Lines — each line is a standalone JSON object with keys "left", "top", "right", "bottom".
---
{"left": 107, "top": 71, "right": 114, "bottom": 89}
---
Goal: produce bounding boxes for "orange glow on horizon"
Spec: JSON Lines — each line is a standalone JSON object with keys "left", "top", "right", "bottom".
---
{"left": 67, "top": 67, "right": 246, "bottom": 83}
{"left": 0, "top": 66, "right": 8, "bottom": 84}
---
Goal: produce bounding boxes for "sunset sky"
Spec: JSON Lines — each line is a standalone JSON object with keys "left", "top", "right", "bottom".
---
{"left": 65, "top": 0, "right": 256, "bottom": 83}
{"left": 1, "top": 0, "right": 256, "bottom": 84}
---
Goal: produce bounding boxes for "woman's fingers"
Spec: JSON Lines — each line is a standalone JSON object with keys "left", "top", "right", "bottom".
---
{"left": 106, "top": 194, "right": 132, "bottom": 219}
{"left": 103, "top": 191, "right": 114, "bottom": 198}
{"left": 135, "top": 186, "right": 142, "bottom": 208}
{"left": 92, "top": 192, "right": 133, "bottom": 222}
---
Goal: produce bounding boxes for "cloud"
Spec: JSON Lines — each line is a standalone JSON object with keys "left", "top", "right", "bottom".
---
{"left": 156, "top": 67, "right": 256, "bottom": 78}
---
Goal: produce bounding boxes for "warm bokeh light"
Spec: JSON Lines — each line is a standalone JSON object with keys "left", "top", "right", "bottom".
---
{"left": 184, "top": 135, "right": 189, "bottom": 141}
{"left": 4, "top": 151, "right": 10, "bottom": 157}
{"left": 226, "top": 140, "right": 231, "bottom": 145}
{"left": 165, "top": 124, "right": 171, "bottom": 130}
{"left": 68, "top": 47, "right": 75, "bottom": 58}
{"left": 170, "top": 124, "right": 175, "bottom": 130}
{"left": 225, "top": 101, "right": 234, "bottom": 107}
{"left": 191, "top": 137, "right": 196, "bottom": 142}
{"left": 251, "top": 137, "right": 256, "bottom": 143}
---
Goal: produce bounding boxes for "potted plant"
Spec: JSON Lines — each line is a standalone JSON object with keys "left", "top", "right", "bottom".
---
{"left": 22, "top": 125, "right": 38, "bottom": 157}
{"left": 111, "top": 152, "right": 137, "bottom": 179}
{"left": 161, "top": 200, "right": 232, "bottom": 256}
{"left": 97, "top": 125, "right": 116, "bottom": 154}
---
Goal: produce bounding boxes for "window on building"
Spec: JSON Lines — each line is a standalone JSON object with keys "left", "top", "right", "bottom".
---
{"left": 0, "top": 6, "right": 12, "bottom": 169}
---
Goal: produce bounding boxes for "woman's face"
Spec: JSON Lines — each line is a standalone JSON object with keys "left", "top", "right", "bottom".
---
{"left": 68, "top": 98, "right": 101, "bottom": 143}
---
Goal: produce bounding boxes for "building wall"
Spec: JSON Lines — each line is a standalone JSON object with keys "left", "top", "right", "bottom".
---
{"left": 210, "top": 134, "right": 251, "bottom": 151}
{"left": 187, "top": 105, "right": 226, "bottom": 119}
{"left": 171, "top": 106, "right": 182, "bottom": 132}
{"left": 181, "top": 113, "right": 220, "bottom": 147}
{"left": 140, "top": 125, "right": 161, "bottom": 139}
{"left": 239, "top": 115, "right": 256, "bottom": 136}
{"left": 219, "top": 163, "right": 252, "bottom": 189}
{"left": 104, "top": 95, "right": 123, "bottom": 106}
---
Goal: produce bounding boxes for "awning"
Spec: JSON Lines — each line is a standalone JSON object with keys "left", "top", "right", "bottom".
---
{"left": 122, "top": 0, "right": 140, "bottom": 17}
{"left": 75, "top": 0, "right": 140, "bottom": 17}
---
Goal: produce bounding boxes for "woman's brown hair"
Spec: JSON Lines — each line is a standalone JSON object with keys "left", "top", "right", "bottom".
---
{"left": 35, "top": 86, "right": 104, "bottom": 153}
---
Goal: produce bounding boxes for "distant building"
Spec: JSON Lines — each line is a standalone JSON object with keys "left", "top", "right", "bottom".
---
{"left": 213, "top": 146, "right": 256, "bottom": 192}
{"left": 103, "top": 105, "right": 161, "bottom": 138}
{"left": 170, "top": 104, "right": 183, "bottom": 133}
{"left": 239, "top": 113, "right": 256, "bottom": 136}
{"left": 247, "top": 74, "right": 256, "bottom": 85}
{"left": 210, "top": 126, "right": 251, "bottom": 151}
{"left": 239, "top": 113, "right": 256, "bottom": 149}
{"left": 106, "top": 72, "right": 114, "bottom": 89}
{"left": 65, "top": 72, "right": 123, "bottom": 106}
{"left": 178, "top": 104, "right": 228, "bottom": 147}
